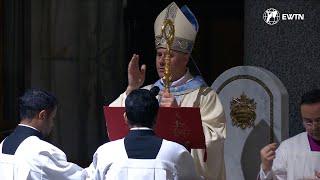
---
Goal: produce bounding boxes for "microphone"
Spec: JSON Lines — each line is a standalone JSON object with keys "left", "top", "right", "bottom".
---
{"left": 150, "top": 86, "right": 160, "bottom": 97}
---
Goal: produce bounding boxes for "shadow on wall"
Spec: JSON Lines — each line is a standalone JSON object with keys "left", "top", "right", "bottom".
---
{"left": 241, "top": 120, "right": 279, "bottom": 180}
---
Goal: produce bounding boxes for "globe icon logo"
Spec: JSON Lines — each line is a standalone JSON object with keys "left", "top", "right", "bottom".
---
{"left": 263, "top": 8, "right": 280, "bottom": 25}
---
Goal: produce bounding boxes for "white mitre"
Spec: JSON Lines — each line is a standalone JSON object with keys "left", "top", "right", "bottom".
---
{"left": 154, "top": 2, "right": 199, "bottom": 54}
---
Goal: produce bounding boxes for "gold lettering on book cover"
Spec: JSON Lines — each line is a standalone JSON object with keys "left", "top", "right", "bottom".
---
{"left": 172, "top": 112, "right": 191, "bottom": 139}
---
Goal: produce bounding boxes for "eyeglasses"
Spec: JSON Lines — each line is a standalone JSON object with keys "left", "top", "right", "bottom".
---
{"left": 303, "top": 119, "right": 320, "bottom": 127}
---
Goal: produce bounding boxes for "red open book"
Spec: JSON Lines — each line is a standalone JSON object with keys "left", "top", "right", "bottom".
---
{"left": 103, "top": 106, "right": 206, "bottom": 150}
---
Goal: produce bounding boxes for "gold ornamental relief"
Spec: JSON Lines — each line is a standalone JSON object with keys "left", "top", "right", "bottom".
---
{"left": 230, "top": 92, "right": 257, "bottom": 129}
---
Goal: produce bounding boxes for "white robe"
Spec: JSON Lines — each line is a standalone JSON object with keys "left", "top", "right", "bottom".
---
{"left": 110, "top": 84, "right": 226, "bottom": 180}
{"left": 0, "top": 136, "right": 84, "bottom": 180}
{"left": 259, "top": 132, "right": 320, "bottom": 180}
{"left": 85, "top": 138, "right": 202, "bottom": 180}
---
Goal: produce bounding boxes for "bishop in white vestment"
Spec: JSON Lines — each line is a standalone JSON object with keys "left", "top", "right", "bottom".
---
{"left": 110, "top": 2, "right": 226, "bottom": 179}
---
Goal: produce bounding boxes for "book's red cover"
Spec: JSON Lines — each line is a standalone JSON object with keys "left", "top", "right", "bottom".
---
{"left": 104, "top": 106, "right": 206, "bottom": 150}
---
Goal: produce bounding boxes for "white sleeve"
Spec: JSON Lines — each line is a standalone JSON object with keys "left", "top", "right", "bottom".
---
{"left": 191, "top": 88, "right": 226, "bottom": 179}
{"left": 38, "top": 150, "right": 85, "bottom": 180}
{"left": 85, "top": 148, "right": 113, "bottom": 180}
{"left": 259, "top": 165, "right": 273, "bottom": 180}
{"left": 84, "top": 153, "right": 98, "bottom": 180}
{"left": 176, "top": 149, "right": 204, "bottom": 180}
{"left": 109, "top": 92, "right": 127, "bottom": 107}
{"left": 258, "top": 143, "right": 287, "bottom": 180}
{"left": 109, "top": 84, "right": 153, "bottom": 107}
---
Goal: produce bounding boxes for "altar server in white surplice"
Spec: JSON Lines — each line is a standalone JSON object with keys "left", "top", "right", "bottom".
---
{"left": 259, "top": 89, "right": 320, "bottom": 180}
{"left": 0, "top": 89, "right": 84, "bottom": 180}
{"left": 85, "top": 88, "right": 201, "bottom": 180}
{"left": 110, "top": 2, "right": 226, "bottom": 179}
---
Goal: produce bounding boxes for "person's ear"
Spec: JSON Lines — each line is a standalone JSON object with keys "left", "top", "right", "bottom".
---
{"left": 123, "top": 112, "right": 128, "bottom": 125}
{"left": 183, "top": 53, "right": 190, "bottom": 66}
{"left": 38, "top": 110, "right": 47, "bottom": 121}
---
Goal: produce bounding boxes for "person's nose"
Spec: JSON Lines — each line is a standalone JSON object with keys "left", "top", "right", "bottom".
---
{"left": 159, "top": 55, "right": 165, "bottom": 66}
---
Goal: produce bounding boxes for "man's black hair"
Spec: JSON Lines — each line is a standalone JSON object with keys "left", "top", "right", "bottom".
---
{"left": 125, "top": 89, "right": 159, "bottom": 128}
{"left": 300, "top": 89, "right": 320, "bottom": 105}
{"left": 19, "top": 89, "right": 58, "bottom": 120}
